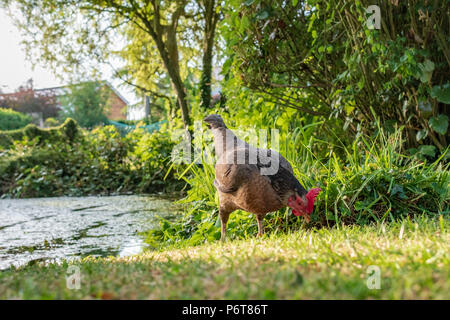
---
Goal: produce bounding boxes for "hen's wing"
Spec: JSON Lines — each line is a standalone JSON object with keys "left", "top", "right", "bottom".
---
{"left": 214, "top": 148, "right": 267, "bottom": 194}
{"left": 275, "top": 150, "right": 294, "bottom": 174}
{"left": 254, "top": 148, "right": 293, "bottom": 174}
{"left": 214, "top": 146, "right": 294, "bottom": 194}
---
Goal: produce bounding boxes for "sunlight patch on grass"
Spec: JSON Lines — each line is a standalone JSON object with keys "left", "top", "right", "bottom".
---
{"left": 0, "top": 216, "right": 448, "bottom": 299}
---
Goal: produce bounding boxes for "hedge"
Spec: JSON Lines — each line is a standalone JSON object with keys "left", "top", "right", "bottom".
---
{"left": 0, "top": 118, "right": 79, "bottom": 148}
{"left": 0, "top": 108, "right": 32, "bottom": 131}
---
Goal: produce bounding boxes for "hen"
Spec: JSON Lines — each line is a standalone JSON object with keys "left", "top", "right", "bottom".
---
{"left": 204, "top": 114, "right": 321, "bottom": 241}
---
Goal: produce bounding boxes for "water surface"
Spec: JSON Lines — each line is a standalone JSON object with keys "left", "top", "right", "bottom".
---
{"left": 0, "top": 195, "right": 177, "bottom": 270}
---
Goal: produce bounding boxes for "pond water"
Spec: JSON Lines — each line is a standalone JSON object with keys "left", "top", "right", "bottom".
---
{"left": 0, "top": 195, "right": 178, "bottom": 270}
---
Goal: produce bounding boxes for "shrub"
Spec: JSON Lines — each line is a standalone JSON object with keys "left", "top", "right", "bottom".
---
{"left": 44, "top": 117, "right": 60, "bottom": 127}
{"left": 0, "top": 108, "right": 32, "bottom": 131}
{"left": 0, "top": 120, "right": 185, "bottom": 198}
{"left": 222, "top": 0, "right": 449, "bottom": 150}
{"left": 0, "top": 118, "right": 79, "bottom": 149}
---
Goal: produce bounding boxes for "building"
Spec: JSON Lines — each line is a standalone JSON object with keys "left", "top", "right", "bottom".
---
{"left": 34, "top": 81, "right": 129, "bottom": 121}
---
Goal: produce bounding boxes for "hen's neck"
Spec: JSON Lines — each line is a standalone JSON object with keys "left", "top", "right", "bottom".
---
{"left": 211, "top": 127, "right": 248, "bottom": 159}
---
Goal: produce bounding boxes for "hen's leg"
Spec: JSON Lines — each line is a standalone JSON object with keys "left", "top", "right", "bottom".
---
{"left": 219, "top": 207, "right": 232, "bottom": 242}
{"left": 256, "top": 214, "right": 265, "bottom": 237}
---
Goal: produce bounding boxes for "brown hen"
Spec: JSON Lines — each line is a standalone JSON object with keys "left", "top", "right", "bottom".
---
{"left": 204, "top": 114, "right": 321, "bottom": 241}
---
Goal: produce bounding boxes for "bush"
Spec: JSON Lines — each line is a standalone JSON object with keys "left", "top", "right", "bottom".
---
{"left": 222, "top": 0, "right": 449, "bottom": 150}
{"left": 0, "top": 120, "right": 185, "bottom": 198}
{"left": 0, "top": 108, "right": 32, "bottom": 131}
{"left": 127, "top": 126, "right": 182, "bottom": 192}
{"left": 0, "top": 118, "right": 79, "bottom": 149}
{"left": 44, "top": 117, "right": 60, "bottom": 127}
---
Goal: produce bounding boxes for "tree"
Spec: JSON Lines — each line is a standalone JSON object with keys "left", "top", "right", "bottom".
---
{"left": 114, "top": 1, "right": 223, "bottom": 115}
{"left": 59, "top": 82, "right": 109, "bottom": 128}
{"left": 199, "top": 0, "right": 221, "bottom": 109}
{"left": 3, "top": 0, "right": 223, "bottom": 131}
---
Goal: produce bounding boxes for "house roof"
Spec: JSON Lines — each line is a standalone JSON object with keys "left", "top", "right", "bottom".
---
{"left": 33, "top": 80, "right": 129, "bottom": 105}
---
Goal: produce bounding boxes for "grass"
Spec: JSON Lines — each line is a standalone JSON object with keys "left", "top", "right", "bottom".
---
{"left": 0, "top": 216, "right": 448, "bottom": 299}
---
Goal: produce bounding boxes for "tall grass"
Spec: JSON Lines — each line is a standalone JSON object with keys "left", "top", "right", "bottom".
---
{"left": 146, "top": 123, "right": 449, "bottom": 247}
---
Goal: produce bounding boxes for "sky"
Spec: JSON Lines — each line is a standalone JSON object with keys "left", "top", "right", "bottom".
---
{"left": 0, "top": 8, "right": 137, "bottom": 104}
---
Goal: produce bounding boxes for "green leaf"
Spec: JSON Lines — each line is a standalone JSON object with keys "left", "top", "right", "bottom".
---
{"left": 420, "top": 73, "right": 431, "bottom": 83}
{"left": 214, "top": 215, "right": 221, "bottom": 228}
{"left": 429, "top": 114, "right": 449, "bottom": 135}
{"left": 256, "top": 10, "right": 269, "bottom": 20}
{"left": 292, "top": 0, "right": 298, "bottom": 6}
{"left": 418, "top": 145, "right": 436, "bottom": 158}
{"left": 354, "top": 201, "right": 365, "bottom": 211}
{"left": 422, "top": 59, "right": 435, "bottom": 72}
{"left": 418, "top": 100, "right": 432, "bottom": 117}
{"left": 383, "top": 120, "right": 396, "bottom": 133}
{"left": 307, "top": 12, "right": 316, "bottom": 32}
{"left": 244, "top": 0, "right": 256, "bottom": 6}
{"left": 240, "top": 15, "right": 250, "bottom": 33}
{"left": 417, "top": 59, "right": 434, "bottom": 83}
{"left": 357, "top": 80, "right": 364, "bottom": 90}
{"left": 431, "top": 83, "right": 450, "bottom": 104}
{"left": 416, "top": 129, "right": 427, "bottom": 141}
{"left": 222, "top": 58, "right": 232, "bottom": 75}
{"left": 408, "top": 147, "right": 418, "bottom": 156}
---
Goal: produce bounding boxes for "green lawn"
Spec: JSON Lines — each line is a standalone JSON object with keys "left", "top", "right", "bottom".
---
{"left": 0, "top": 216, "right": 448, "bottom": 299}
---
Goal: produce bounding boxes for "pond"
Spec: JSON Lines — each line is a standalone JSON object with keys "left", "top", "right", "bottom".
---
{"left": 0, "top": 195, "right": 178, "bottom": 270}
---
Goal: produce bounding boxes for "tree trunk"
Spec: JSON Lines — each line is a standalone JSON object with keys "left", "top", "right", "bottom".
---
{"left": 141, "top": 2, "right": 191, "bottom": 130}
{"left": 160, "top": 47, "right": 190, "bottom": 129}
{"left": 200, "top": 0, "right": 219, "bottom": 109}
{"left": 144, "top": 95, "right": 151, "bottom": 123}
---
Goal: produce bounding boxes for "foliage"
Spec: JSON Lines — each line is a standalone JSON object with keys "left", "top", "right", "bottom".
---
{"left": 220, "top": 0, "right": 449, "bottom": 150}
{"left": 0, "top": 120, "right": 184, "bottom": 198}
{"left": 0, "top": 107, "right": 32, "bottom": 131}
{"left": 44, "top": 117, "right": 60, "bottom": 127}
{"left": 112, "top": 119, "right": 153, "bottom": 126}
{"left": 1, "top": 216, "right": 448, "bottom": 299}
{"left": 127, "top": 126, "right": 181, "bottom": 192}
{"left": 0, "top": 79, "right": 59, "bottom": 119}
{"left": 147, "top": 123, "right": 449, "bottom": 247}
{"left": 58, "top": 82, "right": 109, "bottom": 129}
{"left": 0, "top": 118, "right": 78, "bottom": 149}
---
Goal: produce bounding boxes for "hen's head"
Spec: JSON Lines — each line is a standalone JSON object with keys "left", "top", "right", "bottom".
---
{"left": 204, "top": 114, "right": 226, "bottom": 129}
{"left": 287, "top": 188, "right": 321, "bottom": 222}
